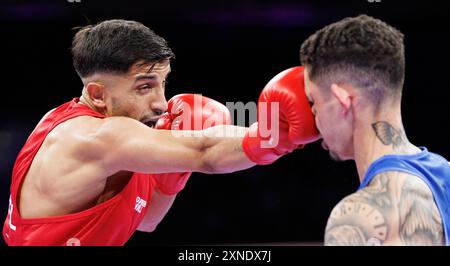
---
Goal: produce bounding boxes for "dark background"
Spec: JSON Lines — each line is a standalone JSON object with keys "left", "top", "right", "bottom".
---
{"left": 0, "top": 0, "right": 449, "bottom": 245}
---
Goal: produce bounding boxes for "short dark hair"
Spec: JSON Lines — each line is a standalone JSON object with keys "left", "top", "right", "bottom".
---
{"left": 72, "top": 19, "right": 175, "bottom": 78}
{"left": 300, "top": 15, "right": 405, "bottom": 105}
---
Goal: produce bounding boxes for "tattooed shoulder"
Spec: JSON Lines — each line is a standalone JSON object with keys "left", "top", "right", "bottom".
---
{"left": 325, "top": 172, "right": 444, "bottom": 245}
{"left": 325, "top": 175, "right": 391, "bottom": 246}
{"left": 397, "top": 172, "right": 444, "bottom": 245}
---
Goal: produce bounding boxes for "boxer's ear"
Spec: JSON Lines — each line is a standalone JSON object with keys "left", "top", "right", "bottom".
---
{"left": 331, "top": 83, "right": 352, "bottom": 114}
{"left": 85, "top": 82, "right": 106, "bottom": 109}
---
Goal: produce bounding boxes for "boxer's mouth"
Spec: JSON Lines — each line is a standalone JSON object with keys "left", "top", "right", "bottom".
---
{"left": 142, "top": 121, "right": 156, "bottom": 128}
{"left": 141, "top": 117, "right": 160, "bottom": 128}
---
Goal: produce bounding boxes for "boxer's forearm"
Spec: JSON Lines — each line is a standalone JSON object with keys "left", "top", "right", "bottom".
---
{"left": 136, "top": 189, "right": 177, "bottom": 232}
{"left": 200, "top": 125, "right": 256, "bottom": 173}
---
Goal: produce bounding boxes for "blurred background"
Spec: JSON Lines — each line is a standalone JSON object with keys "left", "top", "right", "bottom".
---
{"left": 0, "top": 0, "right": 449, "bottom": 245}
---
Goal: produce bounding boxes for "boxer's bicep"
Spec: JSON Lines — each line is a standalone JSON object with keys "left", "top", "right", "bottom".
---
{"left": 95, "top": 117, "right": 206, "bottom": 174}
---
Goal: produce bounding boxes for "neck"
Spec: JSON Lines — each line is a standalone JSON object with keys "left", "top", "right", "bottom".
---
{"left": 352, "top": 101, "right": 421, "bottom": 181}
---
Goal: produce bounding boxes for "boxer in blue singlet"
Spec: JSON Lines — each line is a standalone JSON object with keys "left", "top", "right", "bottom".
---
{"left": 300, "top": 14, "right": 450, "bottom": 245}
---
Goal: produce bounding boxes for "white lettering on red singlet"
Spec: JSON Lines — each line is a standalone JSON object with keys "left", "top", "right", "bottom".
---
{"left": 66, "top": 238, "right": 81, "bottom": 246}
{"left": 134, "top": 196, "right": 147, "bottom": 213}
{"left": 7, "top": 195, "right": 16, "bottom": 231}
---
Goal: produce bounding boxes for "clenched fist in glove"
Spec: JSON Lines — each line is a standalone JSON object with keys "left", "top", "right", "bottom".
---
{"left": 242, "top": 66, "right": 321, "bottom": 165}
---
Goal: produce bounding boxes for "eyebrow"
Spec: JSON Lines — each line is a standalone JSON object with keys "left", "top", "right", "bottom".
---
{"left": 135, "top": 74, "right": 158, "bottom": 81}
{"left": 133, "top": 70, "right": 172, "bottom": 85}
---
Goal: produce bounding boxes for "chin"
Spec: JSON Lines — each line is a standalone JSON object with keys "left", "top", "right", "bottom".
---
{"left": 329, "top": 151, "right": 352, "bottom": 162}
{"left": 329, "top": 151, "right": 343, "bottom": 162}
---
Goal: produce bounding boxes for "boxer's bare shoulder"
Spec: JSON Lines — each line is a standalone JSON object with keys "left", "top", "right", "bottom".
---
{"left": 324, "top": 171, "right": 444, "bottom": 245}
{"left": 19, "top": 115, "right": 135, "bottom": 218}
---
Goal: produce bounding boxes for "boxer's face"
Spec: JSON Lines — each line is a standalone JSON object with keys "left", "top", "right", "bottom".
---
{"left": 304, "top": 68, "right": 354, "bottom": 161}
{"left": 100, "top": 60, "right": 170, "bottom": 128}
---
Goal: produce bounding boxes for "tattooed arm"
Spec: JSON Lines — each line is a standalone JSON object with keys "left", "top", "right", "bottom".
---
{"left": 324, "top": 171, "right": 444, "bottom": 246}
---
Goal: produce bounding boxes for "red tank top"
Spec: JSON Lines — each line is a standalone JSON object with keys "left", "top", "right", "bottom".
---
{"left": 2, "top": 98, "right": 155, "bottom": 246}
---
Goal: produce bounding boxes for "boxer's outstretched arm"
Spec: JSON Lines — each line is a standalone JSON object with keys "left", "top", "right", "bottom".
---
{"left": 199, "top": 124, "right": 254, "bottom": 173}
{"left": 133, "top": 125, "right": 251, "bottom": 232}
{"left": 324, "top": 171, "right": 444, "bottom": 246}
{"left": 86, "top": 116, "right": 254, "bottom": 177}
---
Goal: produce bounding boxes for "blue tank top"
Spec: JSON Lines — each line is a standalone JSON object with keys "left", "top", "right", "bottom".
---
{"left": 358, "top": 147, "right": 450, "bottom": 245}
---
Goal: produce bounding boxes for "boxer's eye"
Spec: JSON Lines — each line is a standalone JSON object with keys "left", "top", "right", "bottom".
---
{"left": 139, "top": 84, "right": 152, "bottom": 90}
{"left": 137, "top": 84, "right": 154, "bottom": 94}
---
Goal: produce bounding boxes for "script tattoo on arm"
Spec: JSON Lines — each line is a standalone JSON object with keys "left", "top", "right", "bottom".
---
{"left": 234, "top": 144, "right": 243, "bottom": 152}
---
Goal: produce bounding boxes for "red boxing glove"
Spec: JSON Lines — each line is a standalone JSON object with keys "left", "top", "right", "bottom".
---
{"left": 155, "top": 93, "right": 232, "bottom": 130}
{"left": 242, "top": 66, "right": 321, "bottom": 165}
{"left": 153, "top": 93, "right": 232, "bottom": 195}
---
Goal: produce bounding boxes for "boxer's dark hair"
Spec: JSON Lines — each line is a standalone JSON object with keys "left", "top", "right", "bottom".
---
{"left": 300, "top": 14, "right": 405, "bottom": 106}
{"left": 72, "top": 19, "right": 175, "bottom": 78}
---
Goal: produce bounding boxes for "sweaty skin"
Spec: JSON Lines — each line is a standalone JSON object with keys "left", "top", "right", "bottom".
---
{"left": 304, "top": 68, "right": 445, "bottom": 245}
{"left": 19, "top": 61, "right": 254, "bottom": 223}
